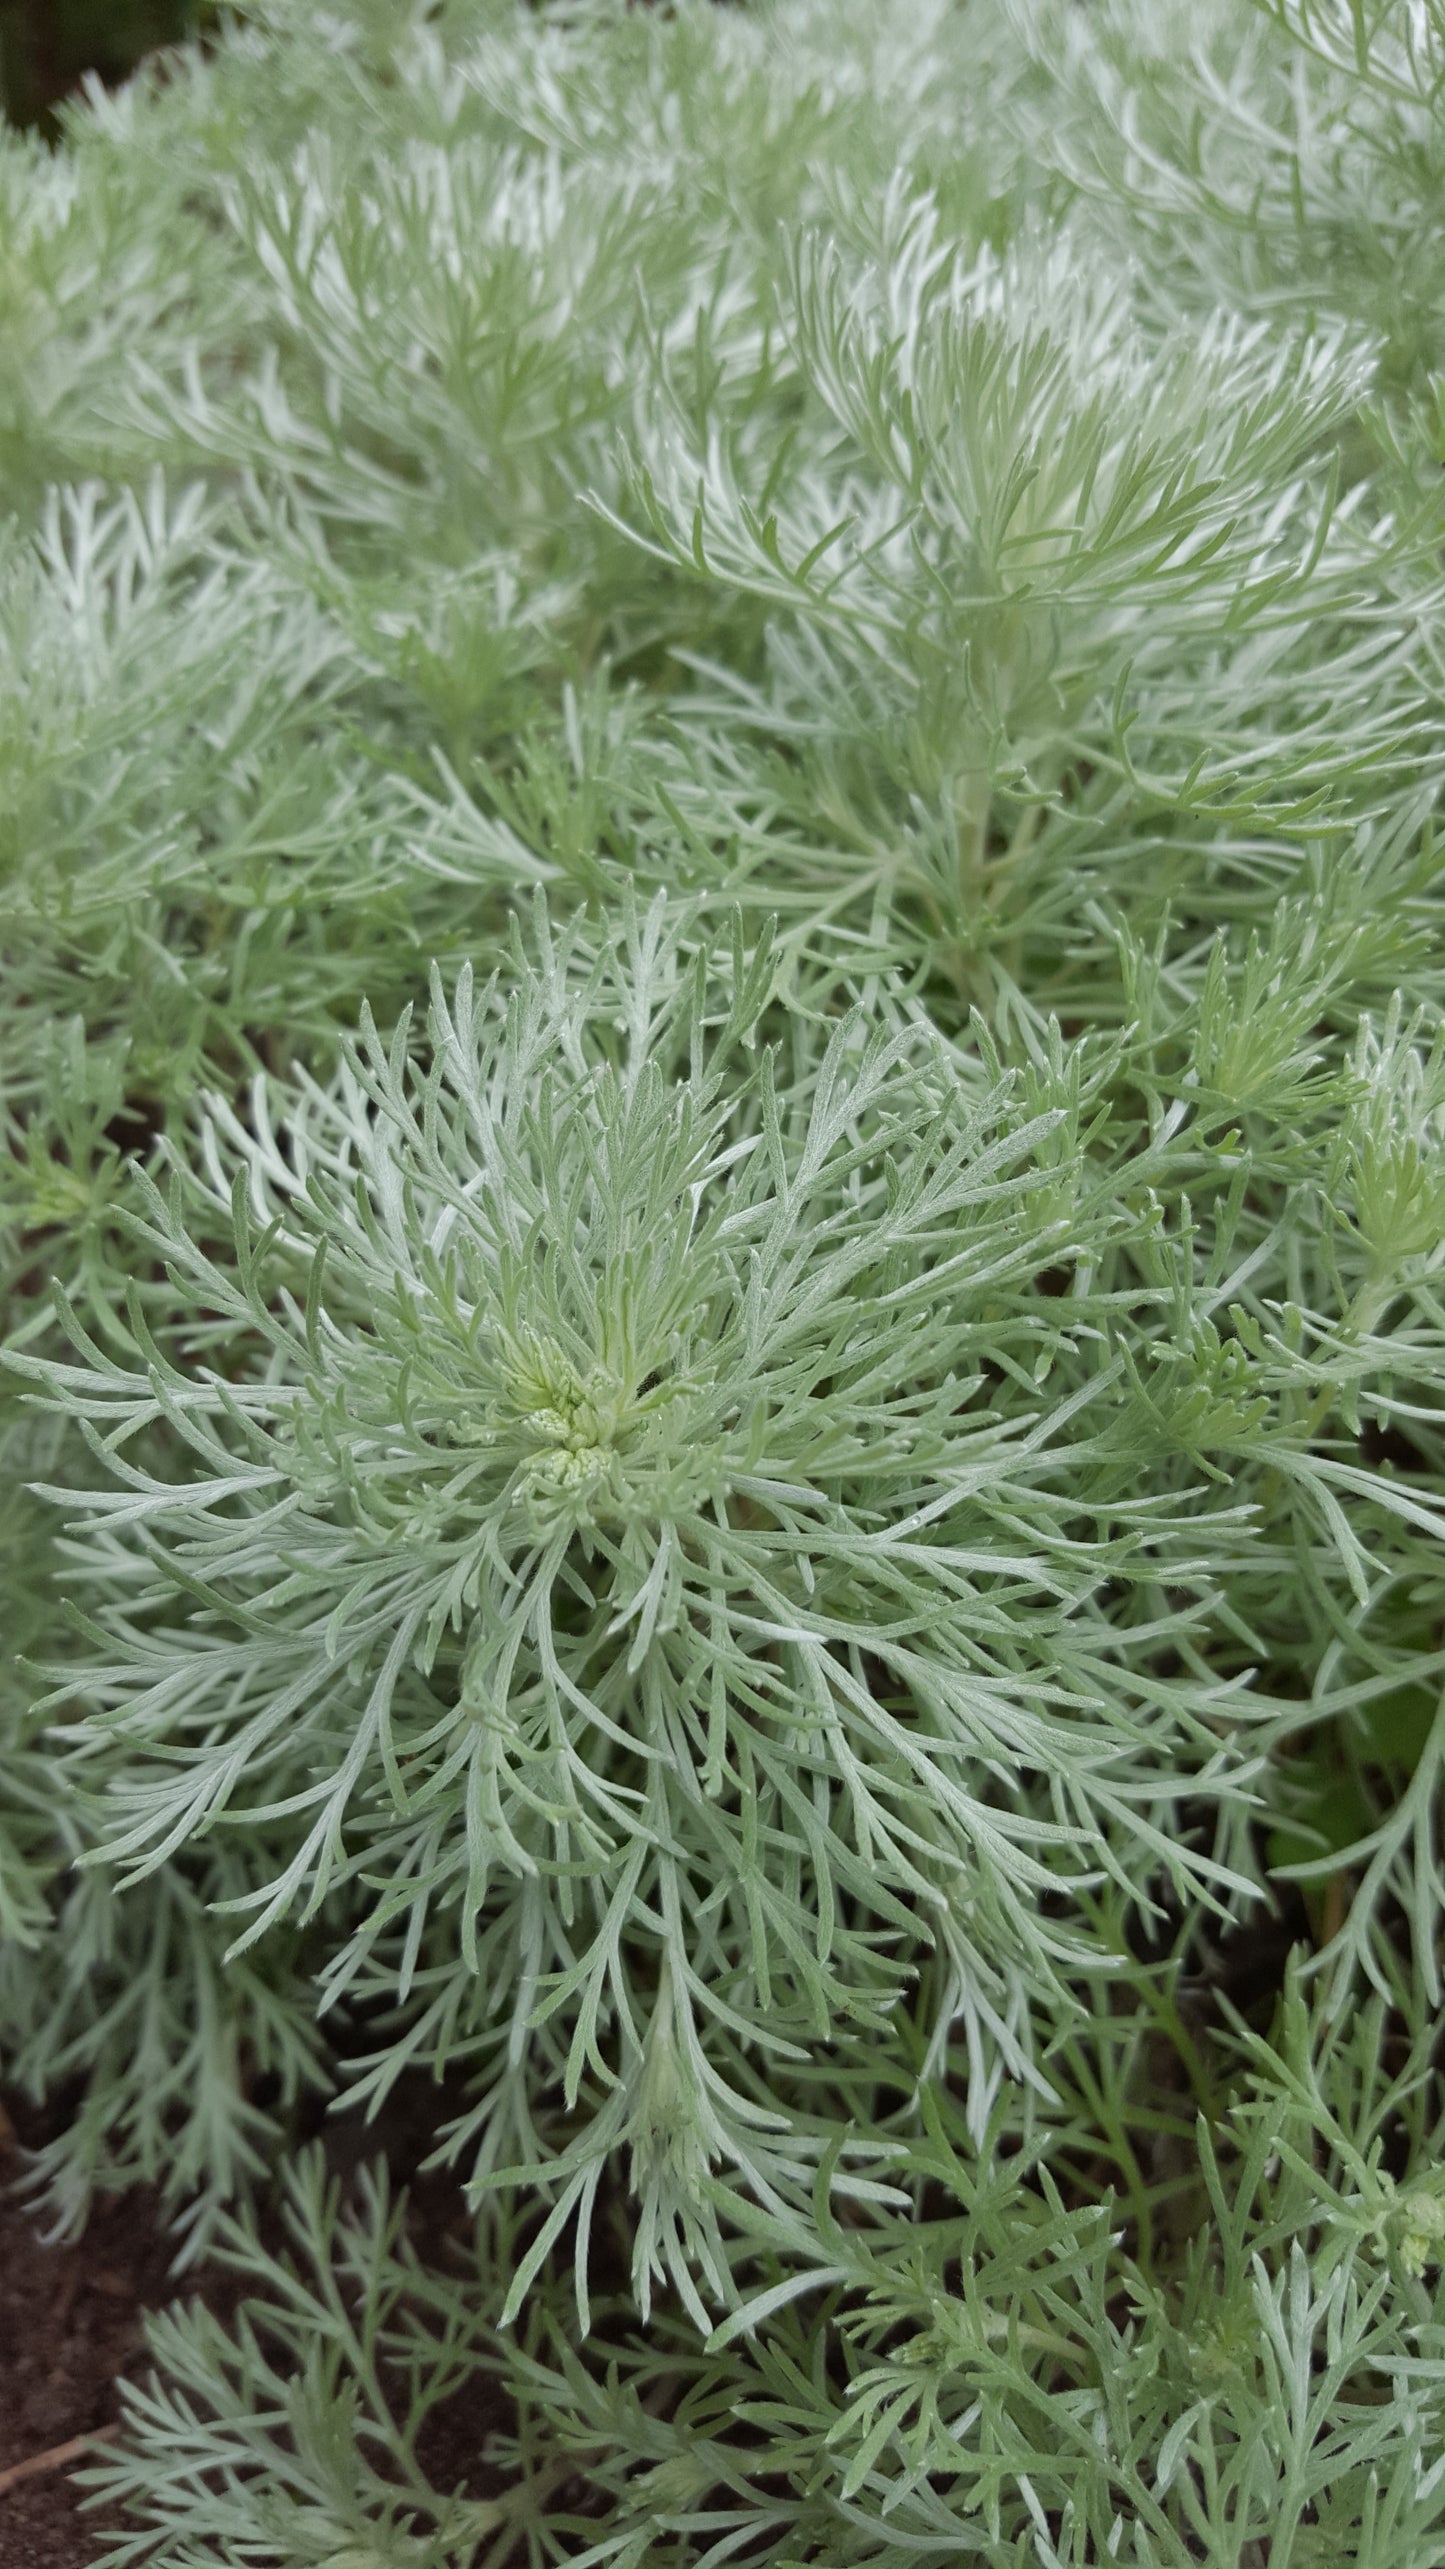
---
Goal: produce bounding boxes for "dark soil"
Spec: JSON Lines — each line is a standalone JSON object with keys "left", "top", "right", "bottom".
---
{"left": 0, "top": 2102, "right": 184, "bottom": 2569}
{"left": 0, "top": 2076, "right": 515, "bottom": 2567}
{"left": 0, "top": 2, "right": 208, "bottom": 133}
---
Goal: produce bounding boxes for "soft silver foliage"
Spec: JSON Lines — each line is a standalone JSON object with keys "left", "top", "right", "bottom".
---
{"left": 5, "top": 0, "right": 1445, "bottom": 2561}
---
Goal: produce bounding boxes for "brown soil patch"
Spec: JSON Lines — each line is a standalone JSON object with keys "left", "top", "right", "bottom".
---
{"left": 0, "top": 2102, "right": 185, "bottom": 2567}
{"left": 0, "top": 2079, "right": 514, "bottom": 2566}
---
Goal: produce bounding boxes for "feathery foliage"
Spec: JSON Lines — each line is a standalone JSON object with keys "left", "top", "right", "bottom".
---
{"left": 6, "top": 0, "right": 1445, "bottom": 2561}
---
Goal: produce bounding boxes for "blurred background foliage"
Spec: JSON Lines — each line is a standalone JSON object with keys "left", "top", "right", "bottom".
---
{"left": 0, "top": 0, "right": 215, "bottom": 132}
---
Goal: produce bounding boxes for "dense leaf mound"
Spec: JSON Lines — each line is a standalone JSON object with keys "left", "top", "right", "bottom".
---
{"left": 6, "top": 1, "right": 1445, "bottom": 2560}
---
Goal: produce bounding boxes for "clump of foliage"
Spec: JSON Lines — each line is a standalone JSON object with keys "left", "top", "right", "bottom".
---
{"left": 6, "top": 0, "right": 1445, "bottom": 2560}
